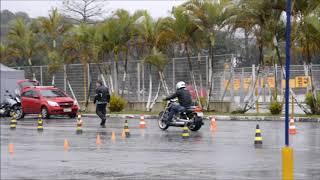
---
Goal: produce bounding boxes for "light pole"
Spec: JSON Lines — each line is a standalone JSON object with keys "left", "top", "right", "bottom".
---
{"left": 282, "top": 0, "right": 294, "bottom": 179}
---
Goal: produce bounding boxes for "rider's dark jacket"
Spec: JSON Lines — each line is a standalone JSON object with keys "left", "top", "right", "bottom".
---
{"left": 94, "top": 86, "right": 110, "bottom": 104}
{"left": 164, "top": 88, "right": 193, "bottom": 107}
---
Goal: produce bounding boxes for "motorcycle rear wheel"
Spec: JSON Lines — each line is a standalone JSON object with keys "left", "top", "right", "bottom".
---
{"left": 188, "top": 117, "right": 203, "bottom": 131}
{"left": 158, "top": 111, "right": 169, "bottom": 130}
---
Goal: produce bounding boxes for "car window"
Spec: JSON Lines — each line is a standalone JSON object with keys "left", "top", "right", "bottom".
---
{"left": 31, "top": 90, "right": 38, "bottom": 97}
{"left": 22, "top": 90, "right": 33, "bottom": 97}
{"left": 39, "top": 89, "right": 66, "bottom": 98}
{"left": 22, "top": 90, "right": 38, "bottom": 98}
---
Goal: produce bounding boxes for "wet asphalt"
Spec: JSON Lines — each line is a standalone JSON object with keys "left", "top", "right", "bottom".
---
{"left": 1, "top": 116, "right": 320, "bottom": 180}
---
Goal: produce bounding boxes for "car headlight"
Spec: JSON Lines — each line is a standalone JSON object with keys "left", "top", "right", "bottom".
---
{"left": 47, "top": 101, "right": 59, "bottom": 107}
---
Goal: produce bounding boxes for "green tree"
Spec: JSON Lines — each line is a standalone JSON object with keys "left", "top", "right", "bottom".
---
{"left": 144, "top": 47, "right": 169, "bottom": 111}
{"left": 183, "top": 0, "right": 232, "bottom": 109}
{"left": 136, "top": 11, "right": 173, "bottom": 110}
{"left": 7, "top": 18, "right": 40, "bottom": 79}
{"left": 161, "top": 6, "right": 203, "bottom": 106}
{"left": 112, "top": 9, "right": 144, "bottom": 96}
{"left": 63, "top": 23, "right": 97, "bottom": 102}
{"left": 293, "top": 1, "right": 320, "bottom": 114}
{"left": 39, "top": 8, "right": 72, "bottom": 84}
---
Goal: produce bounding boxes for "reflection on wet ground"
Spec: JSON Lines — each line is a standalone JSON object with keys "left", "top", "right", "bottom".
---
{"left": 1, "top": 116, "right": 320, "bottom": 179}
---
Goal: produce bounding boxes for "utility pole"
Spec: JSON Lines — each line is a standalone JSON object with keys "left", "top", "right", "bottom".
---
{"left": 282, "top": 0, "right": 294, "bottom": 179}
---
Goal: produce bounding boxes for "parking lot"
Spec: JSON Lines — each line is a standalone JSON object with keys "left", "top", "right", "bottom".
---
{"left": 1, "top": 116, "right": 320, "bottom": 180}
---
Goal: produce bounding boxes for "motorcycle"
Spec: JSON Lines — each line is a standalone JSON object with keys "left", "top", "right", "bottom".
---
{"left": 158, "top": 99, "right": 204, "bottom": 131}
{"left": 0, "top": 90, "right": 23, "bottom": 119}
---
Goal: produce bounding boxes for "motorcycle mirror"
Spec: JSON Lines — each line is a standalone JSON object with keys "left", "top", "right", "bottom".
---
{"left": 14, "top": 89, "right": 20, "bottom": 96}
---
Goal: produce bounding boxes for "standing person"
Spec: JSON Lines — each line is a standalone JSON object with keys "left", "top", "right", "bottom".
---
{"left": 94, "top": 80, "right": 110, "bottom": 128}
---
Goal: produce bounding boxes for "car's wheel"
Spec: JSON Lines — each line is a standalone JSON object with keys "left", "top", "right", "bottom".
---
{"left": 68, "top": 113, "right": 77, "bottom": 118}
{"left": 41, "top": 107, "right": 50, "bottom": 119}
{"left": 158, "top": 111, "right": 169, "bottom": 130}
{"left": 188, "top": 117, "right": 203, "bottom": 131}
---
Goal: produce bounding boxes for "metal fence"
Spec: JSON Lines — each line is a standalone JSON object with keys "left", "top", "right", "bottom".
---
{"left": 16, "top": 55, "right": 320, "bottom": 112}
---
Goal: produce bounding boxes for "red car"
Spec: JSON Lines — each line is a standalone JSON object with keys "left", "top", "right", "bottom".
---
{"left": 21, "top": 86, "right": 79, "bottom": 119}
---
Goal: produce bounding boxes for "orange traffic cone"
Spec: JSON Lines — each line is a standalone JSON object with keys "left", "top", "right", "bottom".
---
{"left": 96, "top": 134, "right": 101, "bottom": 145}
{"left": 139, "top": 115, "right": 146, "bottom": 128}
{"left": 111, "top": 131, "right": 116, "bottom": 141}
{"left": 289, "top": 118, "right": 297, "bottom": 135}
{"left": 64, "top": 139, "right": 69, "bottom": 151}
{"left": 8, "top": 143, "right": 14, "bottom": 155}
{"left": 210, "top": 117, "right": 217, "bottom": 131}
{"left": 121, "top": 130, "right": 126, "bottom": 139}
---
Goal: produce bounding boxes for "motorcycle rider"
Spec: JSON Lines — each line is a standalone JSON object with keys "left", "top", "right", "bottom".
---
{"left": 163, "top": 81, "right": 193, "bottom": 122}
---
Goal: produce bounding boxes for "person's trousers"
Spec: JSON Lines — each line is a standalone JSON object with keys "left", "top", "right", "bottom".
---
{"left": 167, "top": 104, "right": 185, "bottom": 122}
{"left": 96, "top": 103, "right": 107, "bottom": 125}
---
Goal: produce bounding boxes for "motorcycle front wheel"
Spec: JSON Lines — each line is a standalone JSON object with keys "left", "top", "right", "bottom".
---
{"left": 158, "top": 111, "right": 169, "bottom": 130}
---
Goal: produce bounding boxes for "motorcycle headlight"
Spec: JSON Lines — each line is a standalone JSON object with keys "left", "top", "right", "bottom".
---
{"left": 47, "top": 101, "right": 59, "bottom": 107}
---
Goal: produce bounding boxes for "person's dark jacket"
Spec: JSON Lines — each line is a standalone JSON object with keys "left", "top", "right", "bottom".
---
{"left": 164, "top": 88, "right": 193, "bottom": 107}
{"left": 94, "top": 86, "right": 110, "bottom": 104}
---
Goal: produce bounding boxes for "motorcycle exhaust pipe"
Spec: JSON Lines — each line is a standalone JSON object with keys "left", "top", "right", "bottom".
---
{"left": 177, "top": 118, "right": 191, "bottom": 123}
{"left": 172, "top": 121, "right": 185, "bottom": 126}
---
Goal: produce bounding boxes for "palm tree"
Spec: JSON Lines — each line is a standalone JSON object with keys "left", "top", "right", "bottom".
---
{"left": 144, "top": 47, "right": 169, "bottom": 111}
{"left": 111, "top": 9, "right": 144, "bottom": 96}
{"left": 7, "top": 17, "right": 40, "bottom": 80}
{"left": 183, "top": 0, "right": 232, "bottom": 109}
{"left": 160, "top": 6, "right": 203, "bottom": 106}
{"left": 292, "top": 1, "right": 320, "bottom": 113}
{"left": 63, "top": 23, "right": 97, "bottom": 102}
{"left": 98, "top": 10, "right": 142, "bottom": 95}
{"left": 39, "top": 8, "right": 71, "bottom": 85}
{"left": 136, "top": 11, "right": 173, "bottom": 110}
{"left": 0, "top": 43, "right": 8, "bottom": 63}
{"left": 225, "top": 0, "right": 285, "bottom": 112}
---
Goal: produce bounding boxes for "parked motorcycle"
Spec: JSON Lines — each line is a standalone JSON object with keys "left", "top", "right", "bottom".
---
{"left": 158, "top": 99, "right": 204, "bottom": 131}
{"left": 0, "top": 90, "right": 23, "bottom": 119}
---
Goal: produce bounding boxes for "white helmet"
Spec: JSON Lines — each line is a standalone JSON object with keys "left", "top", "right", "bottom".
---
{"left": 176, "top": 81, "right": 186, "bottom": 90}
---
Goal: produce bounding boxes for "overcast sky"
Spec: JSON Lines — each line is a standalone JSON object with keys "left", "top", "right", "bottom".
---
{"left": 1, "top": 0, "right": 186, "bottom": 19}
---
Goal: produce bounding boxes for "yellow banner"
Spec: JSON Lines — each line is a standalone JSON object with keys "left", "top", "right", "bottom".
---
{"left": 295, "top": 76, "right": 310, "bottom": 88}
{"left": 244, "top": 78, "right": 251, "bottom": 89}
{"left": 282, "top": 79, "right": 296, "bottom": 88}
{"left": 267, "top": 77, "right": 275, "bottom": 88}
{"left": 223, "top": 76, "right": 310, "bottom": 90}
{"left": 224, "top": 79, "right": 240, "bottom": 90}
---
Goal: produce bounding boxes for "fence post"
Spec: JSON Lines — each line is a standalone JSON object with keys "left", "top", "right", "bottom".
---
{"left": 206, "top": 56, "right": 209, "bottom": 88}
{"left": 137, "top": 62, "right": 141, "bottom": 101}
{"left": 64, "top": 65, "right": 67, "bottom": 92}
{"left": 208, "top": 56, "right": 212, "bottom": 90}
{"left": 142, "top": 62, "right": 145, "bottom": 102}
{"left": 40, "top": 66, "right": 43, "bottom": 86}
{"left": 240, "top": 68, "right": 244, "bottom": 104}
{"left": 263, "top": 70, "right": 267, "bottom": 103}
{"left": 252, "top": 64, "right": 256, "bottom": 107}
{"left": 230, "top": 61, "right": 234, "bottom": 103}
{"left": 172, "top": 58, "right": 175, "bottom": 90}
{"left": 256, "top": 74, "right": 260, "bottom": 113}
{"left": 222, "top": 66, "right": 226, "bottom": 101}
{"left": 87, "top": 63, "right": 90, "bottom": 102}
